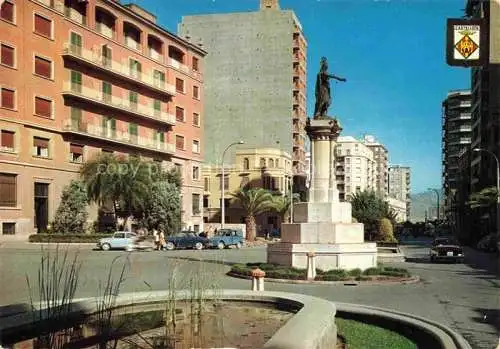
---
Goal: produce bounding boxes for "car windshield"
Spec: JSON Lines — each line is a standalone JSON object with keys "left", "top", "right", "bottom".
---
{"left": 434, "top": 238, "right": 458, "bottom": 246}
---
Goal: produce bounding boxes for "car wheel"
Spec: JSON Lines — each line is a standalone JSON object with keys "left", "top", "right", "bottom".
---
{"left": 195, "top": 242, "right": 203, "bottom": 250}
{"left": 217, "top": 241, "right": 225, "bottom": 250}
{"left": 235, "top": 242, "right": 242, "bottom": 249}
{"left": 101, "top": 243, "right": 111, "bottom": 251}
{"left": 430, "top": 255, "right": 435, "bottom": 262}
{"left": 165, "top": 242, "right": 175, "bottom": 251}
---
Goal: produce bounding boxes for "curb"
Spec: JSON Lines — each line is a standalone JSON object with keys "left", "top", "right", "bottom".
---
{"left": 227, "top": 272, "right": 420, "bottom": 286}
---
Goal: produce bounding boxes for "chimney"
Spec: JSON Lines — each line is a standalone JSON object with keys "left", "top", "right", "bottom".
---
{"left": 260, "top": 0, "right": 279, "bottom": 10}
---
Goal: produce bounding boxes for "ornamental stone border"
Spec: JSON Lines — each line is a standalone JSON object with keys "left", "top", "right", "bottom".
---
{"left": 0, "top": 290, "right": 471, "bottom": 349}
{"left": 227, "top": 271, "right": 421, "bottom": 286}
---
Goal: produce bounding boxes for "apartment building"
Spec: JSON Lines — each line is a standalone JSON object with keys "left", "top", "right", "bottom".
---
{"left": 0, "top": 0, "right": 206, "bottom": 237}
{"left": 203, "top": 148, "right": 293, "bottom": 234}
{"left": 362, "top": 135, "right": 389, "bottom": 197}
{"left": 388, "top": 165, "right": 411, "bottom": 218}
{"left": 441, "top": 90, "right": 472, "bottom": 221}
{"left": 386, "top": 196, "right": 407, "bottom": 222}
{"left": 335, "top": 136, "right": 377, "bottom": 201}
{"left": 178, "top": 0, "right": 308, "bottom": 191}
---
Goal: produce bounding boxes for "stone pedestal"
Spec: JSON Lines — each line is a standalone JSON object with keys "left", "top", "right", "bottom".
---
{"left": 268, "top": 118, "right": 377, "bottom": 271}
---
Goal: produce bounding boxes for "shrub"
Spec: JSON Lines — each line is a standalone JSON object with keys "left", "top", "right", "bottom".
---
{"left": 319, "top": 274, "right": 350, "bottom": 281}
{"left": 377, "top": 218, "right": 397, "bottom": 242}
{"left": 348, "top": 268, "right": 362, "bottom": 277}
{"left": 363, "top": 267, "right": 382, "bottom": 276}
{"left": 29, "top": 234, "right": 112, "bottom": 243}
{"left": 51, "top": 180, "right": 88, "bottom": 234}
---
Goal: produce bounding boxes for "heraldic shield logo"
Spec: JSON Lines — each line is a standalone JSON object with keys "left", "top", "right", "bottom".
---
{"left": 453, "top": 25, "right": 480, "bottom": 61}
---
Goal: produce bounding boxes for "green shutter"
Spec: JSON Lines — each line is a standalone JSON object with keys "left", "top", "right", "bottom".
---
{"left": 159, "top": 132, "right": 165, "bottom": 143}
{"left": 102, "top": 82, "right": 111, "bottom": 95}
{"left": 129, "top": 92, "right": 138, "bottom": 104}
{"left": 129, "top": 123, "right": 138, "bottom": 135}
{"left": 110, "top": 118, "right": 116, "bottom": 130}
{"left": 71, "top": 70, "right": 82, "bottom": 84}
{"left": 70, "top": 32, "right": 82, "bottom": 47}
{"left": 153, "top": 99, "right": 161, "bottom": 111}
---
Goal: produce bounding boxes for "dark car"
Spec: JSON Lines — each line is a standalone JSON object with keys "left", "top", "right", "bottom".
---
{"left": 208, "top": 228, "right": 244, "bottom": 249}
{"left": 164, "top": 231, "right": 210, "bottom": 251}
{"left": 429, "top": 237, "right": 464, "bottom": 262}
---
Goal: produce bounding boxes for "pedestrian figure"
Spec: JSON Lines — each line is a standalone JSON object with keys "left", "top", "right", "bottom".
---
{"left": 153, "top": 229, "right": 160, "bottom": 250}
{"left": 159, "top": 230, "right": 166, "bottom": 250}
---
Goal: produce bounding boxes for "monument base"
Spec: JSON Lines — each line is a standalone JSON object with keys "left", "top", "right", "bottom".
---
{"left": 267, "top": 242, "right": 377, "bottom": 271}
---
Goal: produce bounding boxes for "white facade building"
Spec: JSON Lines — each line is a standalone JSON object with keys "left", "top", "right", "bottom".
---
{"left": 386, "top": 196, "right": 408, "bottom": 222}
{"left": 335, "top": 136, "right": 377, "bottom": 201}
{"left": 388, "top": 165, "right": 411, "bottom": 218}
{"left": 363, "top": 135, "right": 389, "bottom": 197}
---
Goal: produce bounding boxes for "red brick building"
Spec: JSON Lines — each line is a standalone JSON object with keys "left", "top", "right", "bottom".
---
{"left": 0, "top": 0, "right": 206, "bottom": 238}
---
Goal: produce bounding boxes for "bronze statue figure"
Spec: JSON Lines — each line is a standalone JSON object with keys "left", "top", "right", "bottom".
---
{"left": 313, "top": 57, "right": 346, "bottom": 119}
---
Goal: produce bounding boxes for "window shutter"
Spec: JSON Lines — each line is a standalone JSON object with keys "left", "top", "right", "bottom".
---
{"left": 35, "top": 57, "right": 51, "bottom": 78}
{"left": 1, "top": 45, "right": 14, "bottom": 67}
{"left": 71, "top": 71, "right": 82, "bottom": 84}
{"left": 176, "top": 135, "right": 184, "bottom": 149}
{"left": 0, "top": 173, "right": 16, "bottom": 207}
{"left": 129, "top": 123, "right": 138, "bottom": 135}
{"left": 33, "top": 137, "right": 49, "bottom": 148}
{"left": 35, "top": 97, "right": 51, "bottom": 118}
{"left": 193, "top": 113, "right": 199, "bottom": 126}
{"left": 176, "top": 107, "right": 184, "bottom": 121}
{"left": 0, "top": 1, "right": 14, "bottom": 22}
{"left": 176, "top": 78, "right": 183, "bottom": 92}
{"left": 1, "top": 130, "right": 14, "bottom": 148}
{"left": 159, "top": 132, "right": 164, "bottom": 143}
{"left": 1, "top": 89, "right": 14, "bottom": 109}
{"left": 70, "top": 144, "right": 83, "bottom": 154}
{"left": 192, "top": 57, "right": 199, "bottom": 71}
{"left": 35, "top": 14, "right": 51, "bottom": 37}
{"left": 153, "top": 99, "right": 161, "bottom": 111}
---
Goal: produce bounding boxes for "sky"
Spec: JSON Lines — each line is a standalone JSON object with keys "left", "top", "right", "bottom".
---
{"left": 132, "top": 0, "right": 470, "bottom": 193}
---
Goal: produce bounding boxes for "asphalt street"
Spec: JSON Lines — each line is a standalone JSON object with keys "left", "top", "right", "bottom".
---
{"left": 0, "top": 241, "right": 498, "bottom": 349}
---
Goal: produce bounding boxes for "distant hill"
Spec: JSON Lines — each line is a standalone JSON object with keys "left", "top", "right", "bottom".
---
{"left": 409, "top": 189, "right": 443, "bottom": 222}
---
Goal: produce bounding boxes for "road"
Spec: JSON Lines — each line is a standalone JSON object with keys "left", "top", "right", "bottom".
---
{"left": 0, "top": 241, "right": 498, "bottom": 349}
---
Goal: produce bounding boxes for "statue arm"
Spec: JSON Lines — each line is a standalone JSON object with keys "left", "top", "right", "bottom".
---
{"left": 328, "top": 74, "right": 346, "bottom": 82}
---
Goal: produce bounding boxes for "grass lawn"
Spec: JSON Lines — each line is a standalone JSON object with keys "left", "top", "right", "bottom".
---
{"left": 336, "top": 318, "right": 417, "bottom": 349}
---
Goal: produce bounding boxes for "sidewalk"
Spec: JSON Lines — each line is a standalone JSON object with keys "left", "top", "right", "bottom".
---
{"left": 0, "top": 241, "right": 96, "bottom": 249}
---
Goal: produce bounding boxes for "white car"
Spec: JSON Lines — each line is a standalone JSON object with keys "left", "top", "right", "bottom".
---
{"left": 97, "top": 231, "right": 137, "bottom": 251}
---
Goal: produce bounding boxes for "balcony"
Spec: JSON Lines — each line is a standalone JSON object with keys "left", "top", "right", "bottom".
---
{"left": 62, "top": 43, "right": 176, "bottom": 96}
{"left": 449, "top": 126, "right": 472, "bottom": 133}
{"left": 96, "top": 22, "right": 114, "bottom": 39}
{"left": 168, "top": 58, "right": 190, "bottom": 74}
{"left": 124, "top": 36, "right": 142, "bottom": 51}
{"left": 62, "top": 82, "right": 176, "bottom": 126}
{"left": 62, "top": 120, "right": 175, "bottom": 154}
{"left": 149, "top": 48, "right": 163, "bottom": 62}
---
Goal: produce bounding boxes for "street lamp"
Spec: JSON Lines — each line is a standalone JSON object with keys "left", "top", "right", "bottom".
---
{"left": 221, "top": 140, "right": 244, "bottom": 229}
{"left": 473, "top": 148, "right": 500, "bottom": 253}
{"left": 427, "top": 188, "right": 440, "bottom": 221}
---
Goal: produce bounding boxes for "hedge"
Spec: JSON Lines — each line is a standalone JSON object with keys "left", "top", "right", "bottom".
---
{"left": 229, "top": 262, "right": 411, "bottom": 281}
{"left": 29, "top": 234, "right": 112, "bottom": 243}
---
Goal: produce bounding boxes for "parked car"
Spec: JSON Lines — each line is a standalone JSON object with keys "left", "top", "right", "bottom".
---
{"left": 164, "top": 231, "right": 210, "bottom": 250}
{"left": 97, "top": 231, "right": 137, "bottom": 251}
{"left": 209, "top": 229, "right": 244, "bottom": 249}
{"left": 429, "top": 237, "right": 464, "bottom": 263}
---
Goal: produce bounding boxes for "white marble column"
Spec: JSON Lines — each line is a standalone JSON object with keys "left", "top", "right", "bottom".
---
{"left": 310, "top": 134, "right": 331, "bottom": 203}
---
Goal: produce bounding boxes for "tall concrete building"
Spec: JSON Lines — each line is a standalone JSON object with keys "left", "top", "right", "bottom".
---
{"left": 178, "top": 0, "right": 308, "bottom": 188}
{"left": 363, "top": 135, "right": 389, "bottom": 197}
{"left": 441, "top": 90, "right": 472, "bottom": 222}
{"left": 388, "top": 165, "right": 411, "bottom": 218}
{"left": 0, "top": 0, "right": 206, "bottom": 237}
{"left": 335, "top": 136, "right": 377, "bottom": 201}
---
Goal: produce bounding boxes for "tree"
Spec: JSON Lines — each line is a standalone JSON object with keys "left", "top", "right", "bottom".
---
{"left": 271, "top": 193, "right": 300, "bottom": 223}
{"left": 350, "top": 190, "right": 391, "bottom": 240}
{"left": 80, "top": 154, "right": 152, "bottom": 229}
{"left": 232, "top": 188, "right": 274, "bottom": 241}
{"left": 377, "top": 217, "right": 397, "bottom": 242}
{"left": 139, "top": 181, "right": 181, "bottom": 235}
{"left": 52, "top": 180, "right": 88, "bottom": 234}
{"left": 468, "top": 186, "right": 498, "bottom": 209}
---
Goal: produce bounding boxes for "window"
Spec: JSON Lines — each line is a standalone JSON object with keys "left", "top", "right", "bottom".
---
{"left": 346, "top": 149, "right": 351, "bottom": 155}
{"left": 34, "top": 56, "right": 52, "bottom": 79}
{"left": 203, "top": 196, "right": 209, "bottom": 208}
{"left": 33, "top": 137, "right": 49, "bottom": 157}
{"left": 345, "top": 176, "right": 350, "bottom": 181}
{"left": 193, "top": 85, "right": 199, "bottom": 99}
{"left": 153, "top": 99, "right": 161, "bottom": 113}
{"left": 153, "top": 70, "right": 165, "bottom": 87}
{"left": 204, "top": 177, "right": 209, "bottom": 191}
{"left": 1, "top": 88, "right": 15, "bottom": 109}
{"left": 70, "top": 70, "right": 82, "bottom": 92}
{"left": 129, "top": 91, "right": 138, "bottom": 109}
{"left": 34, "top": 14, "right": 52, "bottom": 38}
{"left": 269, "top": 159, "right": 274, "bottom": 168}
{"left": 192, "top": 57, "right": 199, "bottom": 71}
{"left": 219, "top": 176, "right": 229, "bottom": 190}
{"left": 192, "top": 166, "right": 200, "bottom": 180}
{"left": 193, "top": 112, "right": 200, "bottom": 126}
{"left": 192, "top": 194, "right": 200, "bottom": 215}
{"left": 192, "top": 140, "right": 200, "bottom": 153}
{"left": 1, "top": 44, "right": 14, "bottom": 67}
{"left": 176, "top": 106, "right": 184, "bottom": 122}
{"left": 174, "top": 163, "right": 182, "bottom": 174}
{"left": 175, "top": 135, "right": 185, "bottom": 150}
{"left": 129, "top": 58, "right": 141, "bottom": 78}
{"left": 102, "top": 81, "right": 112, "bottom": 102}
{"left": 156, "top": 131, "right": 165, "bottom": 144}
{"left": 241, "top": 175, "right": 250, "bottom": 189}
{"left": 175, "top": 78, "right": 184, "bottom": 92}
{"left": 260, "top": 158, "right": 266, "bottom": 168}
{"left": 35, "top": 97, "right": 52, "bottom": 118}
{"left": 1, "top": 130, "right": 14, "bottom": 151}
{"left": 70, "top": 143, "right": 84, "bottom": 163}
{"left": 0, "top": 1, "right": 14, "bottom": 23}
{"left": 243, "top": 157, "right": 249, "bottom": 170}
{"left": 0, "top": 173, "right": 16, "bottom": 207}
{"left": 2, "top": 222, "right": 15, "bottom": 235}
{"left": 129, "top": 123, "right": 138, "bottom": 140}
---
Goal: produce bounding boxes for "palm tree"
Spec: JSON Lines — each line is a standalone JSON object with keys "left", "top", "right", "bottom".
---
{"left": 271, "top": 193, "right": 300, "bottom": 224}
{"left": 231, "top": 188, "right": 274, "bottom": 241}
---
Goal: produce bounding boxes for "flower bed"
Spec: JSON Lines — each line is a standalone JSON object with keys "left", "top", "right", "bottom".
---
{"left": 229, "top": 263, "right": 411, "bottom": 282}
{"left": 29, "top": 234, "right": 112, "bottom": 243}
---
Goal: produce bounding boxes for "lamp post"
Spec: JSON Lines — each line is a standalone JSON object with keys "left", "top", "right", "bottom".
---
{"left": 473, "top": 148, "right": 500, "bottom": 253}
{"left": 221, "top": 141, "right": 244, "bottom": 229}
{"left": 427, "top": 188, "right": 440, "bottom": 222}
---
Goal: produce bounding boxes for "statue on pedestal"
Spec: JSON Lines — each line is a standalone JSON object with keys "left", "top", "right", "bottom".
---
{"left": 313, "top": 57, "right": 347, "bottom": 119}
